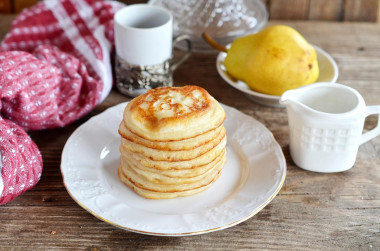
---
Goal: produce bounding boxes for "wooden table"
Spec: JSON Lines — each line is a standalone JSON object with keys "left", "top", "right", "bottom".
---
{"left": 1, "top": 14, "right": 379, "bottom": 249}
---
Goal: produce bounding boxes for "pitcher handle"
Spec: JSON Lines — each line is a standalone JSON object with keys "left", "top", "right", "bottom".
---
{"left": 360, "top": 105, "right": 380, "bottom": 145}
{"left": 170, "top": 35, "right": 192, "bottom": 72}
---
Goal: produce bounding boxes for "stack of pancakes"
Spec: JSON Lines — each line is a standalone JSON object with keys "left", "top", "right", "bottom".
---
{"left": 118, "top": 85, "right": 227, "bottom": 199}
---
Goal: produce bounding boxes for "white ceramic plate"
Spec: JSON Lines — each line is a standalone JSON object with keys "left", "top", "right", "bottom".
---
{"left": 61, "top": 102, "right": 286, "bottom": 236}
{"left": 216, "top": 45, "right": 339, "bottom": 107}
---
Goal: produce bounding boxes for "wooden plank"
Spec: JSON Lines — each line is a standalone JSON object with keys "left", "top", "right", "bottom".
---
{"left": 0, "top": 14, "right": 14, "bottom": 40}
{"left": 260, "top": 0, "right": 269, "bottom": 9}
{"left": 344, "top": 0, "right": 379, "bottom": 22}
{"left": 0, "top": 0, "right": 11, "bottom": 13}
{"left": 13, "top": 0, "right": 39, "bottom": 13}
{"left": 117, "top": 0, "right": 148, "bottom": 4}
{"left": 308, "top": 0, "right": 344, "bottom": 21}
{"left": 269, "top": 0, "right": 310, "bottom": 20}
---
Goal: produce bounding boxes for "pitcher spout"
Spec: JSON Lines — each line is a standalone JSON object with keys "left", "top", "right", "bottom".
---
{"left": 279, "top": 88, "right": 303, "bottom": 105}
{"left": 280, "top": 82, "right": 365, "bottom": 115}
{"left": 279, "top": 84, "right": 322, "bottom": 113}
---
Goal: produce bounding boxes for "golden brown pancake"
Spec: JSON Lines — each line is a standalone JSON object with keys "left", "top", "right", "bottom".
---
{"left": 122, "top": 85, "right": 226, "bottom": 141}
{"left": 120, "top": 153, "right": 226, "bottom": 185}
{"left": 120, "top": 137, "right": 226, "bottom": 170}
{"left": 119, "top": 156, "right": 225, "bottom": 192}
{"left": 120, "top": 148, "right": 226, "bottom": 178}
{"left": 120, "top": 128, "right": 226, "bottom": 161}
{"left": 119, "top": 122, "right": 224, "bottom": 151}
{"left": 118, "top": 167, "right": 222, "bottom": 200}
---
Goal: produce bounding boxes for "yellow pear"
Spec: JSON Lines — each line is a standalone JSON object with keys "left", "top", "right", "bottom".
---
{"left": 224, "top": 25, "right": 319, "bottom": 96}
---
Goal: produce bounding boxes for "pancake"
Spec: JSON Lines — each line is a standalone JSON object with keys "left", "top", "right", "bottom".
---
{"left": 120, "top": 153, "right": 226, "bottom": 185}
{"left": 121, "top": 148, "right": 226, "bottom": 178}
{"left": 122, "top": 85, "right": 226, "bottom": 141}
{"left": 118, "top": 167, "right": 222, "bottom": 200}
{"left": 120, "top": 127, "right": 226, "bottom": 161}
{"left": 120, "top": 136, "right": 226, "bottom": 170}
{"left": 118, "top": 155, "right": 225, "bottom": 191}
{"left": 119, "top": 122, "right": 224, "bottom": 151}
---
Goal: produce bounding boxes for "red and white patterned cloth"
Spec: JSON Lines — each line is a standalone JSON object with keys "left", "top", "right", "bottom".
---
{"left": 0, "top": 0, "right": 124, "bottom": 205}
{"left": 0, "top": 118, "right": 43, "bottom": 205}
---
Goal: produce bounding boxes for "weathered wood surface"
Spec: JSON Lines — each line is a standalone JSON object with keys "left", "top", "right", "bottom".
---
{"left": 0, "top": 14, "right": 379, "bottom": 250}
{"left": 3, "top": 0, "right": 380, "bottom": 22}
{"left": 117, "top": 0, "right": 380, "bottom": 22}
{"left": 265, "top": 0, "right": 380, "bottom": 22}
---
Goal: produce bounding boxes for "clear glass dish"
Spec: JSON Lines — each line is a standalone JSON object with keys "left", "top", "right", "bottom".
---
{"left": 149, "top": 0, "right": 268, "bottom": 53}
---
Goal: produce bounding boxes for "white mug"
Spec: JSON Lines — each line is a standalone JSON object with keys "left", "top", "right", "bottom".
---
{"left": 280, "top": 82, "right": 380, "bottom": 173}
{"left": 114, "top": 4, "right": 191, "bottom": 97}
{"left": 115, "top": 4, "right": 174, "bottom": 66}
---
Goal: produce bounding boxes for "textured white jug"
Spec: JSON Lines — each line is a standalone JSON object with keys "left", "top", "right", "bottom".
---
{"left": 280, "top": 82, "right": 380, "bottom": 173}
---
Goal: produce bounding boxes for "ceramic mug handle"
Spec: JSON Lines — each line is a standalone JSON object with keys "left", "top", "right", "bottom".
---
{"left": 170, "top": 35, "right": 192, "bottom": 72}
{"left": 360, "top": 105, "right": 380, "bottom": 144}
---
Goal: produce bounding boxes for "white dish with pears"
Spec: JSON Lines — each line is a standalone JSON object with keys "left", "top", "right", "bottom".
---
{"left": 216, "top": 45, "right": 339, "bottom": 107}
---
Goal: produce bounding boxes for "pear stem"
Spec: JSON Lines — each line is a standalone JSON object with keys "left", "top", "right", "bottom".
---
{"left": 202, "top": 32, "right": 228, "bottom": 53}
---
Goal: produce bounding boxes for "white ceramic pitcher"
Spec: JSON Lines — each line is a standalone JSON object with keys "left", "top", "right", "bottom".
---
{"left": 280, "top": 82, "right": 380, "bottom": 173}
